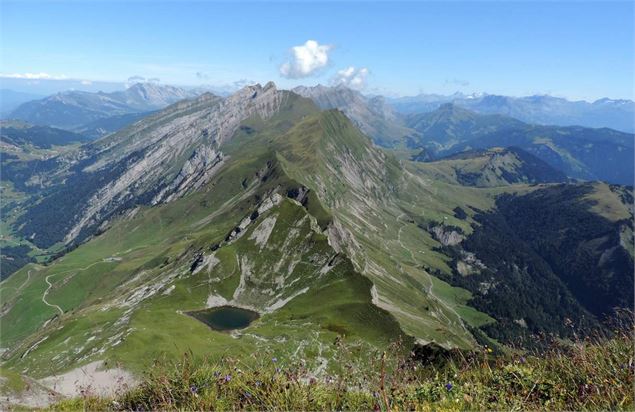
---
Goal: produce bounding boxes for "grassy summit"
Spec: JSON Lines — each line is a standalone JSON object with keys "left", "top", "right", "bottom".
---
{"left": 53, "top": 318, "right": 634, "bottom": 411}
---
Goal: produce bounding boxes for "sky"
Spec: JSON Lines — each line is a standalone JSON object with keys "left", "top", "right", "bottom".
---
{"left": 1, "top": 1, "right": 634, "bottom": 101}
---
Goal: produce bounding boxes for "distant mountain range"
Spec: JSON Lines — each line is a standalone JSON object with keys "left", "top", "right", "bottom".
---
{"left": 406, "top": 103, "right": 633, "bottom": 185}
{"left": 7, "top": 83, "right": 200, "bottom": 131}
{"left": 2, "top": 83, "right": 632, "bottom": 185}
{"left": 391, "top": 93, "right": 635, "bottom": 133}
{"left": 0, "top": 89, "right": 45, "bottom": 117}
{"left": 291, "top": 86, "right": 633, "bottom": 185}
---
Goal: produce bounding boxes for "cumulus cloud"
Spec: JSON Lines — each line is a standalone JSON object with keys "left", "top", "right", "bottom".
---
{"left": 280, "top": 40, "right": 332, "bottom": 78}
{"left": 332, "top": 66, "right": 369, "bottom": 90}
{"left": 0, "top": 72, "right": 67, "bottom": 80}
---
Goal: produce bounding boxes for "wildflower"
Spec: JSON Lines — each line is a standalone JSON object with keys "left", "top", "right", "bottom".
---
{"left": 519, "top": 356, "right": 526, "bottom": 364}
{"left": 190, "top": 385, "right": 198, "bottom": 394}
{"left": 445, "top": 382, "right": 453, "bottom": 391}
{"left": 244, "top": 391, "right": 252, "bottom": 399}
{"left": 275, "top": 367, "right": 281, "bottom": 373}
{"left": 272, "top": 357, "right": 278, "bottom": 363}
{"left": 224, "top": 374, "right": 232, "bottom": 382}
{"left": 255, "top": 380, "right": 262, "bottom": 387}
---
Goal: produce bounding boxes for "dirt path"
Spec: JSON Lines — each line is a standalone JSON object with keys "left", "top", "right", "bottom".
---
{"left": 40, "top": 260, "right": 108, "bottom": 316}
{"left": 42, "top": 274, "right": 64, "bottom": 315}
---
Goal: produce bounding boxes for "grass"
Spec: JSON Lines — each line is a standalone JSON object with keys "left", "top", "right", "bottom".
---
{"left": 49, "top": 315, "right": 634, "bottom": 411}
{"left": 4, "top": 100, "right": 632, "bottom": 393}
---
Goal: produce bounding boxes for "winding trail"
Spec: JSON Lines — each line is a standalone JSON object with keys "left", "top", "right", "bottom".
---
{"left": 19, "top": 269, "right": 33, "bottom": 291}
{"left": 40, "top": 260, "right": 111, "bottom": 316}
{"left": 42, "top": 274, "right": 64, "bottom": 315}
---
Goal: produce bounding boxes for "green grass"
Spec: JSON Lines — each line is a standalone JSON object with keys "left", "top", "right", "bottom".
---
{"left": 0, "top": 366, "right": 27, "bottom": 395}
{"left": 51, "top": 323, "right": 634, "bottom": 411}
{"left": 5, "top": 97, "right": 630, "bottom": 392}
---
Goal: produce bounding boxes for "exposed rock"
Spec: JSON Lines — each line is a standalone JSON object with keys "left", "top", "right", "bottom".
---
{"left": 29, "top": 83, "right": 291, "bottom": 246}
{"left": 431, "top": 225, "right": 465, "bottom": 246}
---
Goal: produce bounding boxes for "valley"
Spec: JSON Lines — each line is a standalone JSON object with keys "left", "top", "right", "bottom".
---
{"left": 1, "top": 3, "right": 633, "bottom": 408}
{"left": 0, "top": 83, "right": 632, "bottom": 408}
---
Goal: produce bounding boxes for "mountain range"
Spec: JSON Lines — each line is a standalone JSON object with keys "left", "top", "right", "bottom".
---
{"left": 391, "top": 92, "right": 635, "bottom": 133}
{"left": 0, "top": 89, "right": 45, "bottom": 117}
{"left": 290, "top": 86, "right": 634, "bottom": 185}
{"left": 405, "top": 103, "right": 634, "bottom": 185}
{"left": 7, "top": 83, "right": 199, "bottom": 132}
{"left": 0, "top": 82, "right": 632, "bottom": 400}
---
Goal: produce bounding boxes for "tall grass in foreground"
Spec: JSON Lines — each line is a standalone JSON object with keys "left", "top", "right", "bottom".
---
{"left": 54, "top": 317, "right": 633, "bottom": 411}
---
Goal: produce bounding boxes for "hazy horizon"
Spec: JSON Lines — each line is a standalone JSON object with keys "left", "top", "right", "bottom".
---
{"left": 2, "top": 1, "right": 633, "bottom": 101}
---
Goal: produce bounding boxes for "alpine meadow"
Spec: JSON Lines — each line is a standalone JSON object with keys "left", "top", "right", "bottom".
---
{"left": 0, "top": 1, "right": 633, "bottom": 410}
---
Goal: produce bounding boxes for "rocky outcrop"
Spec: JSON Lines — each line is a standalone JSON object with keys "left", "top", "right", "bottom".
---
{"left": 431, "top": 225, "right": 465, "bottom": 246}
{"left": 12, "top": 83, "right": 291, "bottom": 246}
{"left": 293, "top": 84, "right": 412, "bottom": 146}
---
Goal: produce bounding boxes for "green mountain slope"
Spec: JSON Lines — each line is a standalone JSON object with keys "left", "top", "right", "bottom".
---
{"left": 407, "top": 104, "right": 634, "bottom": 185}
{"left": 431, "top": 182, "right": 634, "bottom": 343}
{"left": 1, "top": 104, "right": 483, "bottom": 381}
{"left": 415, "top": 147, "right": 568, "bottom": 187}
{"left": 405, "top": 103, "right": 523, "bottom": 149}
{"left": 1, "top": 87, "right": 632, "bottom": 397}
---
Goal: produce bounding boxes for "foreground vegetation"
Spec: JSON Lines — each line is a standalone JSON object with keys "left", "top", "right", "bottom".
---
{"left": 51, "top": 317, "right": 634, "bottom": 411}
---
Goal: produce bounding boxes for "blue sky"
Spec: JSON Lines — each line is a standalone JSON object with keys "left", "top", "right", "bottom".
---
{"left": 1, "top": 1, "right": 633, "bottom": 100}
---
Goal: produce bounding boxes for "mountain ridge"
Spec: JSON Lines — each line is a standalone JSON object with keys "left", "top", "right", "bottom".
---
{"left": 8, "top": 83, "right": 201, "bottom": 130}
{"left": 391, "top": 92, "right": 635, "bottom": 133}
{"left": 0, "top": 82, "right": 632, "bottom": 393}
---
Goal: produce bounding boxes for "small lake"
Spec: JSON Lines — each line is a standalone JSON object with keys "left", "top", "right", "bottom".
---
{"left": 187, "top": 306, "right": 259, "bottom": 331}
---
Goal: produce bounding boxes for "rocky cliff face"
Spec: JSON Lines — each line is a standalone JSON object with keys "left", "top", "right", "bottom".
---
{"left": 293, "top": 84, "right": 413, "bottom": 147}
{"left": 10, "top": 83, "right": 293, "bottom": 247}
{"left": 9, "top": 83, "right": 201, "bottom": 129}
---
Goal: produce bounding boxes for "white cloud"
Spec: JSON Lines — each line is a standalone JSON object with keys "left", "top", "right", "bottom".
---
{"left": 332, "top": 66, "right": 369, "bottom": 90}
{"left": 81, "top": 79, "right": 93, "bottom": 85}
{"left": 0, "top": 72, "right": 67, "bottom": 80}
{"left": 279, "top": 40, "right": 332, "bottom": 78}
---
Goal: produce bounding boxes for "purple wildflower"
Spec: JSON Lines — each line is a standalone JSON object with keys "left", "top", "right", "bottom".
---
{"left": 272, "top": 357, "right": 278, "bottom": 363}
{"left": 190, "top": 385, "right": 198, "bottom": 394}
{"left": 224, "top": 374, "right": 232, "bottom": 382}
{"left": 445, "top": 382, "right": 453, "bottom": 391}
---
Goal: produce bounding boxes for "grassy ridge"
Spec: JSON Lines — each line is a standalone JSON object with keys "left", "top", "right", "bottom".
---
{"left": 52, "top": 323, "right": 634, "bottom": 411}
